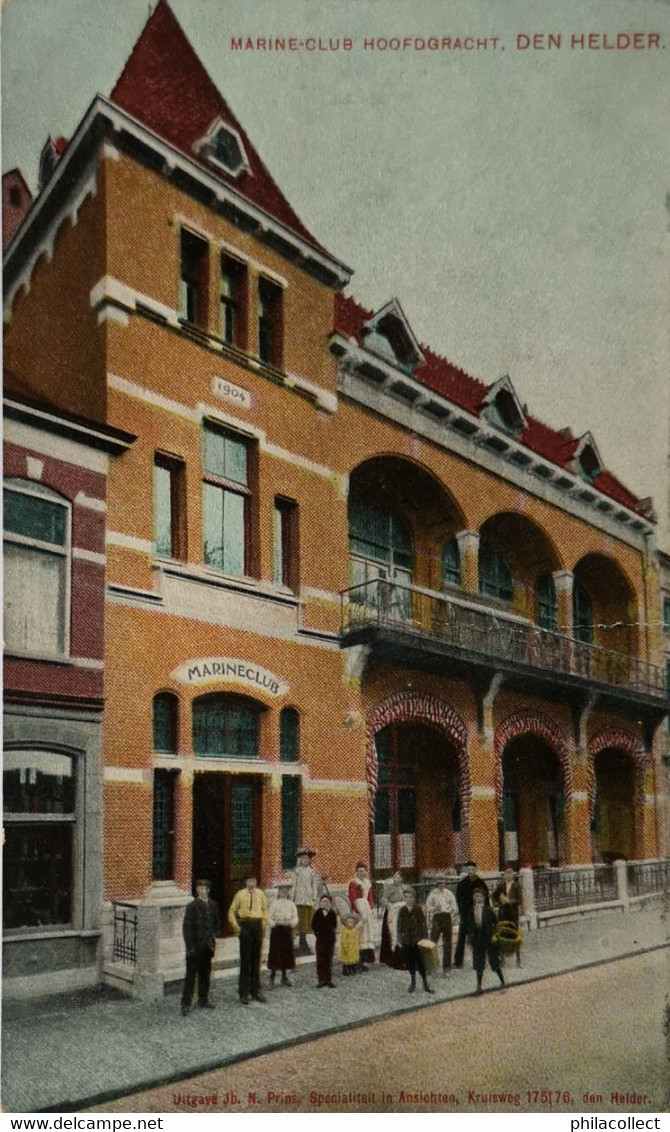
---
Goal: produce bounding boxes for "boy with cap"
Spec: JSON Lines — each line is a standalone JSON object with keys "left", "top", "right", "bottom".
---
{"left": 292, "top": 847, "right": 321, "bottom": 954}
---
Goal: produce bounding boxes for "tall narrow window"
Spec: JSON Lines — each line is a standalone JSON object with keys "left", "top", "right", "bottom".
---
{"left": 152, "top": 769, "right": 177, "bottom": 880}
{"left": 220, "top": 255, "right": 247, "bottom": 348}
{"left": 4, "top": 750, "right": 76, "bottom": 928}
{"left": 4, "top": 481, "right": 69, "bottom": 655}
{"left": 273, "top": 498, "right": 299, "bottom": 590}
{"left": 180, "top": 230, "right": 209, "bottom": 328}
{"left": 153, "top": 692, "right": 179, "bottom": 754}
{"left": 281, "top": 776, "right": 301, "bottom": 870}
{"left": 573, "top": 578, "right": 594, "bottom": 644}
{"left": 663, "top": 597, "right": 670, "bottom": 634}
{"left": 280, "top": 707, "right": 300, "bottom": 763}
{"left": 536, "top": 573, "right": 557, "bottom": 631}
{"left": 478, "top": 540, "right": 513, "bottom": 604}
{"left": 258, "top": 277, "right": 283, "bottom": 367}
{"left": 154, "top": 455, "right": 185, "bottom": 560}
{"left": 202, "top": 424, "right": 253, "bottom": 576}
{"left": 441, "top": 537, "right": 460, "bottom": 587}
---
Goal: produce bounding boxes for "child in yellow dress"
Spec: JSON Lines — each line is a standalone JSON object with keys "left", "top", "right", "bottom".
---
{"left": 339, "top": 913, "right": 362, "bottom": 976}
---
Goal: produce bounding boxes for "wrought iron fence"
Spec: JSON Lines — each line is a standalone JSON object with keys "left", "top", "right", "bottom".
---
{"left": 341, "top": 579, "right": 666, "bottom": 698}
{"left": 112, "top": 903, "right": 138, "bottom": 965}
{"left": 533, "top": 866, "right": 618, "bottom": 911}
{"left": 626, "top": 859, "right": 670, "bottom": 898}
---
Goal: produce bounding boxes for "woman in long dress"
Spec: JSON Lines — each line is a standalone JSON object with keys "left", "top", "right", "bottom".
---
{"left": 379, "top": 871, "right": 406, "bottom": 969}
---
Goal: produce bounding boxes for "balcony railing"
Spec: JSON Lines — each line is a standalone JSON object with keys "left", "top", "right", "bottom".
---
{"left": 340, "top": 579, "right": 666, "bottom": 698}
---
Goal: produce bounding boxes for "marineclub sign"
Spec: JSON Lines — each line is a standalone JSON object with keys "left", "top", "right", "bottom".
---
{"left": 171, "top": 657, "right": 289, "bottom": 697}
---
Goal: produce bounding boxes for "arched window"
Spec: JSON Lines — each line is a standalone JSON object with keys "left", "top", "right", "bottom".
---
{"left": 280, "top": 707, "right": 300, "bottom": 762}
{"left": 573, "top": 578, "right": 594, "bottom": 644}
{"left": 4, "top": 750, "right": 76, "bottom": 928}
{"left": 4, "top": 479, "right": 70, "bottom": 656}
{"left": 441, "top": 537, "right": 460, "bottom": 587}
{"left": 153, "top": 693, "right": 179, "bottom": 754}
{"left": 192, "top": 694, "right": 261, "bottom": 758}
{"left": 536, "top": 574, "right": 557, "bottom": 631}
{"left": 478, "top": 540, "right": 513, "bottom": 603}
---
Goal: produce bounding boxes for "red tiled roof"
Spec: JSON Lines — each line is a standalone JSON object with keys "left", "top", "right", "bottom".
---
{"left": 110, "top": 0, "right": 327, "bottom": 255}
{"left": 333, "top": 292, "right": 646, "bottom": 516}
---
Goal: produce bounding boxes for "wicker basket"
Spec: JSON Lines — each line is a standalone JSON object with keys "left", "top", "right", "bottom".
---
{"left": 492, "top": 920, "right": 523, "bottom": 954}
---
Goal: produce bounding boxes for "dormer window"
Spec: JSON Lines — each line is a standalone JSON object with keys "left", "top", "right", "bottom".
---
{"left": 481, "top": 376, "right": 527, "bottom": 436}
{"left": 361, "top": 299, "right": 424, "bottom": 377}
{"left": 196, "top": 119, "right": 250, "bottom": 178}
{"left": 570, "top": 432, "right": 603, "bottom": 485}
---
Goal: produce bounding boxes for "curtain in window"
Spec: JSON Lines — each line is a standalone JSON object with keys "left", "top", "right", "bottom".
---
{"left": 4, "top": 543, "right": 65, "bottom": 653}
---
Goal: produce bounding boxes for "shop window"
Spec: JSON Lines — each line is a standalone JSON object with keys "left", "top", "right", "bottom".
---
{"left": 280, "top": 707, "right": 300, "bottom": 763}
{"left": 152, "top": 769, "right": 177, "bottom": 880}
{"left": 154, "top": 455, "right": 186, "bottom": 560}
{"left": 441, "top": 537, "right": 460, "bottom": 587}
{"left": 281, "top": 776, "right": 301, "bottom": 870}
{"left": 202, "top": 424, "right": 254, "bottom": 576}
{"left": 478, "top": 540, "right": 513, "bottom": 604}
{"left": 258, "top": 277, "right": 283, "bottom": 367}
{"left": 193, "top": 694, "right": 260, "bottom": 758}
{"left": 180, "top": 229, "right": 209, "bottom": 328}
{"left": 3, "top": 750, "right": 75, "bottom": 929}
{"left": 273, "top": 497, "right": 299, "bottom": 590}
{"left": 153, "top": 692, "right": 179, "bottom": 754}
{"left": 220, "top": 254, "right": 247, "bottom": 348}
{"left": 4, "top": 481, "right": 69, "bottom": 656}
{"left": 573, "top": 578, "right": 594, "bottom": 644}
{"left": 536, "top": 573, "right": 557, "bottom": 631}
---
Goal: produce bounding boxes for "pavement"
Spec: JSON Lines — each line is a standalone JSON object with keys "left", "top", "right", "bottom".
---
{"left": 2, "top": 904, "right": 668, "bottom": 1113}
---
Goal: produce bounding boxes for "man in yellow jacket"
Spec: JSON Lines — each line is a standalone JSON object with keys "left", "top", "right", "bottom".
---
{"left": 228, "top": 876, "right": 268, "bottom": 1004}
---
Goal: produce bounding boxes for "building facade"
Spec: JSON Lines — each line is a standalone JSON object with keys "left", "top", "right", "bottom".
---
{"left": 4, "top": 2, "right": 668, "bottom": 987}
{"left": 3, "top": 378, "right": 133, "bottom": 995}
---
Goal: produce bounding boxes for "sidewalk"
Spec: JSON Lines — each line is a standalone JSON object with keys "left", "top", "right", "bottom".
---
{"left": 3, "top": 905, "right": 668, "bottom": 1113}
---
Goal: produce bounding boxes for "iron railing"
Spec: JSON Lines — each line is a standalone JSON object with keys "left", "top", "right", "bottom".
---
{"left": 112, "top": 903, "right": 138, "bottom": 965}
{"left": 533, "top": 866, "right": 618, "bottom": 911}
{"left": 341, "top": 579, "right": 666, "bottom": 698}
{"left": 626, "top": 859, "right": 670, "bottom": 898}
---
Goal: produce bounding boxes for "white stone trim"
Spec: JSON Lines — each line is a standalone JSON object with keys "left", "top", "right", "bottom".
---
{"left": 571, "top": 791, "right": 589, "bottom": 802}
{"left": 106, "top": 530, "right": 153, "bottom": 554}
{"left": 285, "top": 372, "right": 337, "bottom": 414}
{"left": 303, "top": 780, "right": 368, "bottom": 794}
{"left": 72, "top": 547, "right": 106, "bottom": 566}
{"left": 26, "top": 457, "right": 44, "bottom": 480}
{"left": 263, "top": 441, "right": 334, "bottom": 481}
{"left": 104, "top": 767, "right": 151, "bottom": 783}
{"left": 301, "top": 586, "right": 340, "bottom": 603}
{"left": 4, "top": 417, "right": 109, "bottom": 474}
{"left": 71, "top": 657, "right": 104, "bottom": 670}
{"left": 470, "top": 786, "right": 496, "bottom": 799}
{"left": 75, "top": 492, "right": 107, "bottom": 513}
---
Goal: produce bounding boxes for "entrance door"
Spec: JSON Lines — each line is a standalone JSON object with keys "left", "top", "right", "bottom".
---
{"left": 192, "top": 774, "right": 261, "bottom": 933}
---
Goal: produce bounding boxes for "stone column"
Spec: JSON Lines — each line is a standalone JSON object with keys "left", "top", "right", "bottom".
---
{"left": 518, "top": 867, "right": 536, "bottom": 930}
{"left": 173, "top": 769, "right": 193, "bottom": 893}
{"left": 456, "top": 530, "right": 480, "bottom": 594}
{"left": 615, "top": 859, "right": 629, "bottom": 909}
{"left": 552, "top": 570, "right": 574, "bottom": 635}
{"left": 467, "top": 719, "right": 499, "bottom": 870}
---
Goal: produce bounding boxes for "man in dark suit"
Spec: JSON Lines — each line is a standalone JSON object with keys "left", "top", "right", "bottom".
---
{"left": 453, "top": 861, "right": 489, "bottom": 967}
{"left": 467, "top": 888, "right": 505, "bottom": 995}
{"left": 181, "top": 879, "right": 219, "bottom": 1016}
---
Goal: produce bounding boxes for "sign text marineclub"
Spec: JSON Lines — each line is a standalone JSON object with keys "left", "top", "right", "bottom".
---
{"left": 171, "top": 657, "right": 288, "bottom": 697}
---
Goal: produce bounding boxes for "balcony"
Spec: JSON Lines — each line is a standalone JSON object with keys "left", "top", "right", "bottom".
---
{"left": 340, "top": 579, "right": 667, "bottom": 708}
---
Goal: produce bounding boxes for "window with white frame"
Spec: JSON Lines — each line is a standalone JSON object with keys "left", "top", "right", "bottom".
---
{"left": 3, "top": 749, "right": 76, "bottom": 929}
{"left": 4, "top": 480, "right": 70, "bottom": 656}
{"left": 202, "top": 424, "right": 254, "bottom": 576}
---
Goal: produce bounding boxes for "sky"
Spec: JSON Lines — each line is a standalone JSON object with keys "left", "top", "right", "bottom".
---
{"left": 3, "top": 0, "right": 669, "bottom": 544}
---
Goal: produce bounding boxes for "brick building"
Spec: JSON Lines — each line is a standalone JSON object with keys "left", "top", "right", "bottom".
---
{"left": 3, "top": 377, "right": 133, "bottom": 995}
{"left": 3, "top": 2, "right": 668, "bottom": 993}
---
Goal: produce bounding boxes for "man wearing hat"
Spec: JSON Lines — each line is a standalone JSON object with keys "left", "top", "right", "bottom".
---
{"left": 292, "top": 847, "right": 321, "bottom": 954}
{"left": 181, "top": 879, "right": 219, "bottom": 1016}
{"left": 453, "top": 861, "right": 489, "bottom": 968}
{"left": 267, "top": 882, "right": 299, "bottom": 987}
{"left": 425, "top": 873, "right": 458, "bottom": 976}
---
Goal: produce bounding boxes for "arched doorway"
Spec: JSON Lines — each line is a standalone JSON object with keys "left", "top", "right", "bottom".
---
{"left": 592, "top": 749, "right": 636, "bottom": 862}
{"left": 372, "top": 721, "right": 463, "bottom": 877}
{"left": 502, "top": 735, "right": 565, "bottom": 867}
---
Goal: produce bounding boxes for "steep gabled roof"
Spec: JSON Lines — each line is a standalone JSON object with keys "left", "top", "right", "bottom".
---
{"left": 110, "top": 0, "right": 326, "bottom": 254}
{"left": 333, "top": 292, "right": 647, "bottom": 517}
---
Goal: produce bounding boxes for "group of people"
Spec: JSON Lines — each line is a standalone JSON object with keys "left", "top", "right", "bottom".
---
{"left": 181, "top": 852, "right": 522, "bottom": 1013}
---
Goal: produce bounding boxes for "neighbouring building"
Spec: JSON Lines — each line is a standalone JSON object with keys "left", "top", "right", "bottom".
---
{"left": 3, "top": 1, "right": 668, "bottom": 995}
{"left": 3, "top": 376, "right": 134, "bottom": 996}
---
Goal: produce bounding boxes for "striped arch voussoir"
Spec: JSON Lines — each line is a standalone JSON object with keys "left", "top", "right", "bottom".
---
{"left": 586, "top": 728, "right": 649, "bottom": 818}
{"left": 365, "top": 692, "right": 469, "bottom": 825}
{"left": 493, "top": 709, "right": 573, "bottom": 811}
